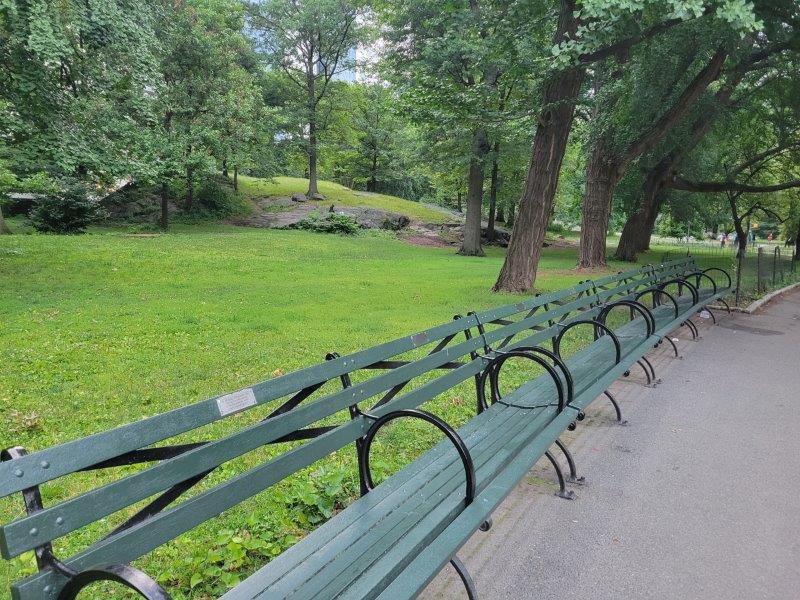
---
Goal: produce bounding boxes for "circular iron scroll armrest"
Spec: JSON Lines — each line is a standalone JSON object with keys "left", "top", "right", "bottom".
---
{"left": 359, "top": 409, "right": 476, "bottom": 506}
{"left": 635, "top": 287, "right": 679, "bottom": 320}
{"left": 597, "top": 299, "right": 655, "bottom": 337}
{"left": 58, "top": 564, "right": 171, "bottom": 600}
{"left": 701, "top": 267, "right": 732, "bottom": 290}
{"left": 685, "top": 271, "right": 718, "bottom": 294}
{"left": 657, "top": 277, "right": 699, "bottom": 304}
{"left": 503, "top": 345, "right": 574, "bottom": 406}
{"left": 476, "top": 349, "right": 566, "bottom": 413}
{"left": 553, "top": 320, "right": 621, "bottom": 366}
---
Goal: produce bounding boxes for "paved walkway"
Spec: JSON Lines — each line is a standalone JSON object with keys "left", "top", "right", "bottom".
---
{"left": 423, "top": 289, "right": 800, "bottom": 600}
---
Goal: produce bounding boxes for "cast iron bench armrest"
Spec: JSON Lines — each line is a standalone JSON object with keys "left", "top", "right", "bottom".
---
{"left": 58, "top": 565, "right": 171, "bottom": 600}
{"left": 476, "top": 349, "right": 567, "bottom": 413}
{"left": 658, "top": 277, "right": 699, "bottom": 304}
{"left": 701, "top": 267, "right": 733, "bottom": 290}
{"left": 553, "top": 319, "right": 621, "bottom": 366}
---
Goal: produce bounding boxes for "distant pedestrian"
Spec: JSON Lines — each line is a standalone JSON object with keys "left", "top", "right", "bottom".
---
{"left": 719, "top": 233, "right": 726, "bottom": 248}
{"left": 768, "top": 232, "right": 774, "bottom": 241}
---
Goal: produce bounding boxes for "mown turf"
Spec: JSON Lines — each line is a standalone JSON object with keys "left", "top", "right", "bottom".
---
{"left": 3, "top": 224, "right": 758, "bottom": 598}
{"left": 236, "top": 176, "right": 454, "bottom": 224}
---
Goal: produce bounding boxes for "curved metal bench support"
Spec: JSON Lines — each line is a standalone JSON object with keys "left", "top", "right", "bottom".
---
{"left": 477, "top": 349, "right": 566, "bottom": 413}
{"left": 640, "top": 356, "right": 659, "bottom": 386}
{"left": 504, "top": 345, "right": 574, "bottom": 404}
{"left": 450, "top": 555, "right": 478, "bottom": 600}
{"left": 662, "top": 335, "right": 680, "bottom": 358}
{"left": 58, "top": 565, "right": 171, "bottom": 600}
{"left": 544, "top": 450, "right": 575, "bottom": 500}
{"left": 718, "top": 298, "right": 732, "bottom": 314}
{"left": 682, "top": 318, "right": 699, "bottom": 340}
{"left": 634, "top": 287, "right": 679, "bottom": 320}
{"left": 603, "top": 390, "right": 627, "bottom": 425}
{"left": 359, "top": 409, "right": 476, "bottom": 504}
{"left": 598, "top": 299, "right": 655, "bottom": 338}
{"left": 702, "top": 267, "right": 732, "bottom": 290}
{"left": 553, "top": 319, "right": 622, "bottom": 365}
{"left": 686, "top": 271, "right": 718, "bottom": 295}
{"left": 635, "top": 359, "right": 652, "bottom": 386}
{"left": 553, "top": 438, "right": 584, "bottom": 485}
{"left": 659, "top": 277, "right": 699, "bottom": 304}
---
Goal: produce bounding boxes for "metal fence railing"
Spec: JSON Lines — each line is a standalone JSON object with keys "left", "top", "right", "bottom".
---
{"left": 658, "top": 241, "right": 798, "bottom": 307}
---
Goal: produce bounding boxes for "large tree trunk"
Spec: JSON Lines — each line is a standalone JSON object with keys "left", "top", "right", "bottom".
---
{"left": 616, "top": 160, "right": 671, "bottom": 261}
{"left": 222, "top": 159, "right": 228, "bottom": 178}
{"left": 459, "top": 129, "right": 490, "bottom": 256}
{"left": 493, "top": 1, "right": 583, "bottom": 291}
{"left": 0, "top": 204, "right": 11, "bottom": 234}
{"left": 487, "top": 144, "right": 500, "bottom": 242}
{"left": 160, "top": 181, "right": 169, "bottom": 231}
{"left": 578, "top": 135, "right": 617, "bottom": 267}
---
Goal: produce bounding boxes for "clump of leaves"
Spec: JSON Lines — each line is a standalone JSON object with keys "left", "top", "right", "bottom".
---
{"left": 195, "top": 178, "right": 249, "bottom": 217}
{"left": 28, "top": 179, "right": 106, "bottom": 234}
{"left": 296, "top": 211, "right": 360, "bottom": 235}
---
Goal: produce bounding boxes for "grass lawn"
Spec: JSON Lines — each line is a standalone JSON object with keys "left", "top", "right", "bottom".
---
{"left": 236, "top": 175, "right": 454, "bottom": 224}
{"left": 0, "top": 224, "right": 663, "bottom": 598}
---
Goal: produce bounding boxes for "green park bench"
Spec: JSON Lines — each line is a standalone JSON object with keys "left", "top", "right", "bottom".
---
{"left": 1, "top": 257, "right": 730, "bottom": 599}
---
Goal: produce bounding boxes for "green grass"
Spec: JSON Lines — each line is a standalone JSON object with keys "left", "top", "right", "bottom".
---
{"left": 6, "top": 222, "right": 735, "bottom": 597}
{"left": 2, "top": 224, "right": 628, "bottom": 598}
{"left": 236, "top": 175, "right": 454, "bottom": 224}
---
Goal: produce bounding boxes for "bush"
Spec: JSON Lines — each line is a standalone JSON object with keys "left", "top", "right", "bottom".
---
{"left": 195, "top": 178, "right": 248, "bottom": 217}
{"left": 296, "top": 211, "right": 361, "bottom": 235}
{"left": 28, "top": 180, "right": 105, "bottom": 234}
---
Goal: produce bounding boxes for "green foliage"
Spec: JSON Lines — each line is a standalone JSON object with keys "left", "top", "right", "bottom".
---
{"left": 27, "top": 180, "right": 106, "bottom": 234}
{"left": 296, "top": 210, "right": 361, "bottom": 235}
{"left": 195, "top": 178, "right": 249, "bottom": 217}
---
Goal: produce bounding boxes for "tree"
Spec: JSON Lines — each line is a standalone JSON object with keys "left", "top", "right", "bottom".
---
{"left": 250, "top": 0, "right": 365, "bottom": 198}
{"left": 577, "top": 37, "right": 729, "bottom": 268}
{"left": 493, "top": 0, "right": 762, "bottom": 291}
{"left": 379, "top": 0, "right": 543, "bottom": 255}
{"left": 614, "top": 2, "right": 799, "bottom": 260}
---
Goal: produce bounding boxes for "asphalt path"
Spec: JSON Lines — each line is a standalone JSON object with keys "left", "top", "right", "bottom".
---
{"left": 422, "top": 289, "right": 800, "bottom": 600}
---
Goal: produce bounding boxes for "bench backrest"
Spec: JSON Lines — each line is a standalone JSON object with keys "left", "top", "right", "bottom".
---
{"left": 1, "top": 259, "right": 697, "bottom": 598}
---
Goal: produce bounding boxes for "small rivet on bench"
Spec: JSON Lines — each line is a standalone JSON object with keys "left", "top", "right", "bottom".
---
{"left": 29, "top": 528, "right": 38, "bottom": 537}
{"left": 13, "top": 469, "right": 23, "bottom": 477}
{"left": 40, "top": 461, "right": 50, "bottom": 469}
{"left": 55, "top": 517, "right": 64, "bottom": 525}
{"left": 44, "top": 586, "right": 52, "bottom": 593}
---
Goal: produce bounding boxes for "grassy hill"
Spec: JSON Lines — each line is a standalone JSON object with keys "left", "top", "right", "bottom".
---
{"left": 237, "top": 175, "right": 454, "bottom": 224}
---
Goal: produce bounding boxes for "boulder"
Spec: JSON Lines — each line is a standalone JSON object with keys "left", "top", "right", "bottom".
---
{"left": 291, "top": 192, "right": 308, "bottom": 202}
{"left": 309, "top": 192, "right": 326, "bottom": 200}
{"left": 332, "top": 207, "right": 410, "bottom": 230}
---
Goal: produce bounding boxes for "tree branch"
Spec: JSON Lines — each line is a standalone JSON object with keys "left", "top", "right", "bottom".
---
{"left": 670, "top": 177, "right": 800, "bottom": 193}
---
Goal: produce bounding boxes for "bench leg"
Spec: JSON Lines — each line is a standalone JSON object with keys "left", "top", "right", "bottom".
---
{"left": 553, "top": 438, "right": 585, "bottom": 485}
{"left": 682, "top": 318, "right": 700, "bottom": 340}
{"left": 635, "top": 359, "right": 652, "bottom": 386}
{"left": 640, "top": 356, "right": 660, "bottom": 386}
{"left": 544, "top": 450, "right": 575, "bottom": 500}
{"left": 704, "top": 306, "right": 718, "bottom": 324}
{"left": 719, "top": 298, "right": 732, "bottom": 314}
{"left": 603, "top": 390, "right": 627, "bottom": 425}
{"left": 662, "top": 336, "right": 681, "bottom": 358}
{"left": 450, "top": 555, "right": 478, "bottom": 600}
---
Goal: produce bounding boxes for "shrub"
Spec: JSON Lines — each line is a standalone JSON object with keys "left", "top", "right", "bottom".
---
{"left": 195, "top": 178, "right": 248, "bottom": 217}
{"left": 296, "top": 211, "right": 361, "bottom": 235}
{"left": 28, "top": 180, "right": 106, "bottom": 234}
